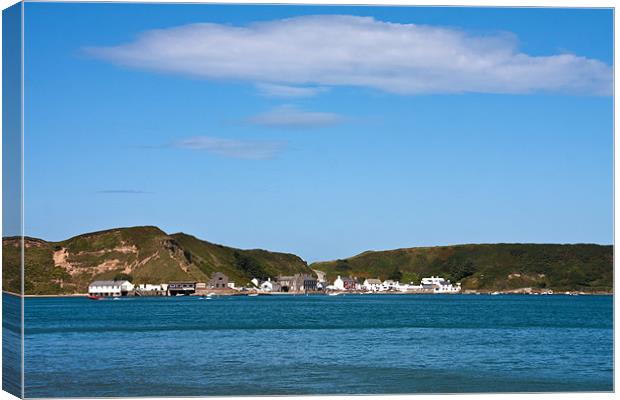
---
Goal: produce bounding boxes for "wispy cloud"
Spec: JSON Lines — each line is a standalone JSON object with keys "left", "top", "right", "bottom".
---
{"left": 256, "top": 83, "right": 330, "bottom": 98}
{"left": 96, "top": 190, "right": 153, "bottom": 194}
{"left": 85, "top": 15, "right": 611, "bottom": 96}
{"left": 246, "top": 105, "right": 343, "bottom": 129}
{"left": 173, "top": 136, "right": 285, "bottom": 159}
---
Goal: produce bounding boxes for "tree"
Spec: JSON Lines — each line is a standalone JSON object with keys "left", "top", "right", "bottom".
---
{"left": 448, "top": 261, "right": 476, "bottom": 282}
{"left": 113, "top": 273, "right": 133, "bottom": 282}
{"left": 401, "top": 271, "right": 420, "bottom": 284}
{"left": 233, "top": 251, "right": 267, "bottom": 280}
{"left": 335, "top": 259, "right": 349, "bottom": 272}
{"left": 387, "top": 267, "right": 403, "bottom": 281}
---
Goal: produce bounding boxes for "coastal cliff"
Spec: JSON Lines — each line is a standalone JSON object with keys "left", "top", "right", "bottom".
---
{"left": 2, "top": 226, "right": 613, "bottom": 295}
{"left": 2, "top": 226, "right": 310, "bottom": 295}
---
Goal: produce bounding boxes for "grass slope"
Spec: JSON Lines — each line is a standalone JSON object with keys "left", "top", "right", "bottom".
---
{"left": 170, "top": 233, "right": 311, "bottom": 285}
{"left": 3, "top": 228, "right": 612, "bottom": 295}
{"left": 311, "top": 243, "right": 613, "bottom": 292}
{"left": 3, "top": 226, "right": 309, "bottom": 295}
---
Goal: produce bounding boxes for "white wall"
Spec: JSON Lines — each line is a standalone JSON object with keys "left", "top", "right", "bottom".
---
{"left": 333, "top": 276, "right": 344, "bottom": 290}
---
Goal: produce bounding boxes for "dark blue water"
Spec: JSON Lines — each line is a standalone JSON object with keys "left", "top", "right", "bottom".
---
{"left": 21, "top": 294, "right": 612, "bottom": 397}
{"left": 2, "top": 293, "right": 22, "bottom": 398}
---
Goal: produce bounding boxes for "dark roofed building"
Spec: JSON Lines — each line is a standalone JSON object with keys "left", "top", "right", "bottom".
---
{"left": 293, "top": 274, "right": 318, "bottom": 292}
{"left": 277, "top": 273, "right": 318, "bottom": 292}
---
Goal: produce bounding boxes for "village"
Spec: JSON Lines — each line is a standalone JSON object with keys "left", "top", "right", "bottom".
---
{"left": 87, "top": 272, "right": 462, "bottom": 298}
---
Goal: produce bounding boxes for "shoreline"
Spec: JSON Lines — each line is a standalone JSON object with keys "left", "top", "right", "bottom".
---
{"left": 3, "top": 291, "right": 89, "bottom": 298}
{"left": 4, "top": 290, "right": 613, "bottom": 298}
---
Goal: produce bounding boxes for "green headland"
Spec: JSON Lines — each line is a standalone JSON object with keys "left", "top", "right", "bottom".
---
{"left": 2, "top": 226, "right": 612, "bottom": 295}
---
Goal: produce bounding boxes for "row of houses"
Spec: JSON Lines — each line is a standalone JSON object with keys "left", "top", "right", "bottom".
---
{"left": 89, "top": 272, "right": 323, "bottom": 297}
{"left": 88, "top": 272, "right": 237, "bottom": 297}
{"left": 326, "top": 275, "right": 461, "bottom": 293}
{"left": 89, "top": 272, "right": 461, "bottom": 297}
{"left": 252, "top": 274, "right": 461, "bottom": 294}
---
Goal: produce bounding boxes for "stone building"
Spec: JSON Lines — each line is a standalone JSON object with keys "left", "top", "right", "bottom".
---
{"left": 277, "top": 273, "right": 318, "bottom": 292}
{"left": 208, "top": 272, "right": 229, "bottom": 289}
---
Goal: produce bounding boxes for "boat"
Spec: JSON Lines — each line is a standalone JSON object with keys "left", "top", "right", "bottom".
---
{"left": 490, "top": 292, "right": 500, "bottom": 296}
{"left": 87, "top": 295, "right": 103, "bottom": 300}
{"left": 328, "top": 292, "right": 341, "bottom": 296}
{"left": 248, "top": 293, "right": 259, "bottom": 297}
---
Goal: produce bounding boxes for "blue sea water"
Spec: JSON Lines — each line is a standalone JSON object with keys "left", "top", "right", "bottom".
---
{"left": 2, "top": 293, "right": 22, "bottom": 397}
{"left": 18, "top": 294, "right": 613, "bottom": 397}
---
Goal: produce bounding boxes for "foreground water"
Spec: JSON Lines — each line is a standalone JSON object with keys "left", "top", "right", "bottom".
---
{"left": 19, "top": 294, "right": 613, "bottom": 397}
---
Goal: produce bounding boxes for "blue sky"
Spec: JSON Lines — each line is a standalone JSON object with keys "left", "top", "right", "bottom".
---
{"left": 22, "top": 3, "right": 613, "bottom": 262}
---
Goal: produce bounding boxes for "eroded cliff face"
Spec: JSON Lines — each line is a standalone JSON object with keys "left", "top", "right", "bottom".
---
{"left": 3, "top": 226, "right": 310, "bottom": 295}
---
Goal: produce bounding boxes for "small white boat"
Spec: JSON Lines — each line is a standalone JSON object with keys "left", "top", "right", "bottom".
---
{"left": 248, "top": 293, "right": 259, "bottom": 297}
{"left": 490, "top": 292, "right": 500, "bottom": 296}
{"left": 328, "top": 292, "right": 341, "bottom": 296}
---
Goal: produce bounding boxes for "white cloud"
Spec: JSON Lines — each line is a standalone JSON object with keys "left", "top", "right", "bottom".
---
{"left": 246, "top": 105, "right": 343, "bottom": 128}
{"left": 256, "top": 83, "right": 330, "bottom": 98}
{"left": 173, "top": 136, "right": 285, "bottom": 159}
{"left": 86, "top": 15, "right": 611, "bottom": 96}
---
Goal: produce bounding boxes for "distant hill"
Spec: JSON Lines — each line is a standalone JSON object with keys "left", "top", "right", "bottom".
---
{"left": 3, "top": 227, "right": 613, "bottom": 295}
{"left": 310, "top": 243, "right": 613, "bottom": 293}
{"left": 2, "top": 226, "right": 311, "bottom": 295}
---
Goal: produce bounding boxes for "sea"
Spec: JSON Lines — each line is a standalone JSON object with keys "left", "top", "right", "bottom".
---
{"left": 3, "top": 293, "right": 614, "bottom": 397}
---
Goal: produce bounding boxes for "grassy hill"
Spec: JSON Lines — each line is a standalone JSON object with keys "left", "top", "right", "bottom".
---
{"left": 3, "top": 227, "right": 612, "bottom": 295}
{"left": 2, "top": 226, "right": 311, "bottom": 295}
{"left": 311, "top": 243, "right": 613, "bottom": 293}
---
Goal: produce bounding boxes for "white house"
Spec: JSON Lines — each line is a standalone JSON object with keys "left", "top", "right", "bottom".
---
{"left": 89, "top": 280, "right": 134, "bottom": 297}
{"left": 421, "top": 276, "right": 461, "bottom": 293}
{"left": 399, "top": 283, "right": 423, "bottom": 292}
{"left": 250, "top": 278, "right": 260, "bottom": 287}
{"left": 333, "top": 276, "right": 345, "bottom": 291}
{"left": 136, "top": 283, "right": 166, "bottom": 292}
{"left": 135, "top": 283, "right": 167, "bottom": 296}
{"left": 363, "top": 278, "right": 382, "bottom": 292}
{"left": 382, "top": 280, "right": 400, "bottom": 291}
{"left": 260, "top": 278, "right": 280, "bottom": 292}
